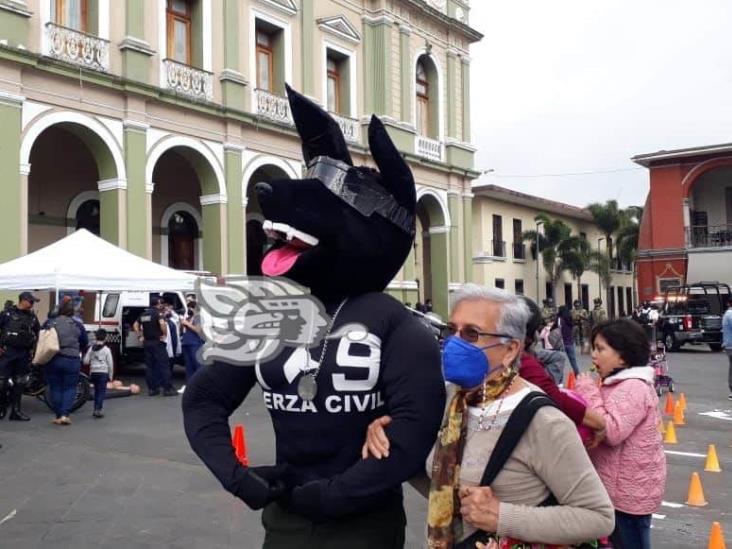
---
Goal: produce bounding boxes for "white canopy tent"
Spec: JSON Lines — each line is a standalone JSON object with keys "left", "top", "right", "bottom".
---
{"left": 0, "top": 229, "right": 198, "bottom": 292}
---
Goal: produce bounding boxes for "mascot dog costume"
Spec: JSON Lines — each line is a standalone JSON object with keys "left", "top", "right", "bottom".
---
{"left": 183, "top": 85, "right": 446, "bottom": 548}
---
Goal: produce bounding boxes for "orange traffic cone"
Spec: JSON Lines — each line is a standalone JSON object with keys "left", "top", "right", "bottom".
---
{"left": 664, "top": 393, "right": 675, "bottom": 416}
{"left": 705, "top": 444, "right": 722, "bottom": 473}
{"left": 663, "top": 421, "right": 678, "bottom": 444}
{"left": 708, "top": 521, "right": 727, "bottom": 549}
{"left": 566, "top": 371, "right": 576, "bottom": 390}
{"left": 673, "top": 401, "right": 686, "bottom": 426}
{"left": 678, "top": 392, "right": 687, "bottom": 411}
{"left": 232, "top": 424, "right": 249, "bottom": 467}
{"left": 686, "top": 472, "right": 708, "bottom": 506}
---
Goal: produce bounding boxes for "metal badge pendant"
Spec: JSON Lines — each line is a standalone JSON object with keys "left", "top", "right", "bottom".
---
{"left": 297, "top": 373, "right": 318, "bottom": 401}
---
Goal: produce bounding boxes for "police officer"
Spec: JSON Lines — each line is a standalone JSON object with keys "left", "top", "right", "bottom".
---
{"left": 0, "top": 292, "right": 41, "bottom": 421}
{"left": 590, "top": 298, "right": 608, "bottom": 328}
{"left": 571, "top": 299, "right": 589, "bottom": 347}
{"left": 133, "top": 297, "right": 177, "bottom": 397}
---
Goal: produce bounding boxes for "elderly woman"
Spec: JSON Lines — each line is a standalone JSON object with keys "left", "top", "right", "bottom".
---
{"left": 364, "top": 285, "right": 614, "bottom": 548}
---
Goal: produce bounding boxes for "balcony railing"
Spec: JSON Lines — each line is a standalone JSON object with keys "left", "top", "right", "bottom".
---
{"left": 491, "top": 240, "right": 506, "bottom": 258}
{"left": 254, "top": 88, "right": 294, "bottom": 126}
{"left": 688, "top": 224, "right": 732, "bottom": 248}
{"left": 512, "top": 242, "right": 526, "bottom": 260}
{"left": 45, "top": 22, "right": 109, "bottom": 72}
{"left": 416, "top": 135, "right": 443, "bottom": 162}
{"left": 163, "top": 59, "right": 213, "bottom": 102}
{"left": 330, "top": 112, "right": 360, "bottom": 144}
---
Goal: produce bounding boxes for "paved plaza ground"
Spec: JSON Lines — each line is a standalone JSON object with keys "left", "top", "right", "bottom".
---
{"left": 1, "top": 349, "right": 731, "bottom": 548}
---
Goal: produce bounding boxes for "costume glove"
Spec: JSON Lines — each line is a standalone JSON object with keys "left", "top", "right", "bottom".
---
{"left": 236, "top": 464, "right": 289, "bottom": 510}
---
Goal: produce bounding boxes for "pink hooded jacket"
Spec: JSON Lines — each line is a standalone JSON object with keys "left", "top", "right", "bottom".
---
{"left": 575, "top": 366, "right": 667, "bottom": 515}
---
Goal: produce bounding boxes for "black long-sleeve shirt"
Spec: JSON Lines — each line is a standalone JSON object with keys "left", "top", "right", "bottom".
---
{"left": 182, "top": 292, "right": 445, "bottom": 518}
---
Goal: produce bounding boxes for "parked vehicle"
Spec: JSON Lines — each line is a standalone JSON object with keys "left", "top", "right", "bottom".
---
{"left": 659, "top": 281, "right": 731, "bottom": 352}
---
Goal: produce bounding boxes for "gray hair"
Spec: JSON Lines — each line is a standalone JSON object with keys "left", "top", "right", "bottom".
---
{"left": 450, "top": 283, "right": 530, "bottom": 342}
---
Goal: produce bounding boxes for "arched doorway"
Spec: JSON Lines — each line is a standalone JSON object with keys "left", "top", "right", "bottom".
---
{"left": 415, "top": 191, "right": 449, "bottom": 317}
{"left": 245, "top": 164, "right": 290, "bottom": 276}
{"left": 75, "top": 199, "right": 101, "bottom": 235}
{"left": 167, "top": 210, "right": 199, "bottom": 270}
{"left": 415, "top": 54, "right": 440, "bottom": 139}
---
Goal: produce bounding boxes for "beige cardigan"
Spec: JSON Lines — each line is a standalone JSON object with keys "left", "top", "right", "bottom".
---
{"left": 425, "top": 383, "right": 615, "bottom": 545}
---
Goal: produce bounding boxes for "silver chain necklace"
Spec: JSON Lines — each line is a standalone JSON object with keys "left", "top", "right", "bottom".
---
{"left": 297, "top": 298, "right": 348, "bottom": 401}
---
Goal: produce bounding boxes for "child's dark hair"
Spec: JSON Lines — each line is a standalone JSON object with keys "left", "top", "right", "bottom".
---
{"left": 591, "top": 319, "right": 650, "bottom": 367}
{"left": 95, "top": 328, "right": 107, "bottom": 341}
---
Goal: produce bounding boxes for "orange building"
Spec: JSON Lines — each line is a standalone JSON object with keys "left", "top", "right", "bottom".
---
{"left": 633, "top": 144, "right": 732, "bottom": 301}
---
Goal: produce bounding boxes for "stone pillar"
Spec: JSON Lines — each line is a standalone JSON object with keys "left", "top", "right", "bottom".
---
{"left": 0, "top": 1, "right": 31, "bottom": 48}
{"left": 462, "top": 192, "right": 474, "bottom": 283}
{"left": 446, "top": 50, "right": 458, "bottom": 139}
{"left": 362, "top": 15, "right": 393, "bottom": 116}
{"left": 220, "top": 0, "right": 248, "bottom": 110}
{"left": 200, "top": 194, "right": 228, "bottom": 275}
{"left": 124, "top": 120, "right": 150, "bottom": 257}
{"left": 399, "top": 23, "right": 412, "bottom": 123}
{"left": 301, "top": 0, "right": 315, "bottom": 97}
{"left": 429, "top": 226, "right": 450, "bottom": 319}
{"left": 224, "top": 143, "right": 245, "bottom": 274}
{"left": 0, "top": 93, "right": 24, "bottom": 261}
{"left": 461, "top": 57, "right": 471, "bottom": 143}
{"left": 97, "top": 179, "right": 127, "bottom": 247}
{"left": 119, "top": 0, "right": 154, "bottom": 82}
{"left": 447, "top": 191, "right": 460, "bottom": 283}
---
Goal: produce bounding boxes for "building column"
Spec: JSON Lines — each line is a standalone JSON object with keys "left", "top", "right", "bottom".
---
{"left": 301, "top": 0, "right": 315, "bottom": 97}
{"left": 98, "top": 179, "right": 127, "bottom": 247}
{"left": 200, "top": 194, "right": 228, "bottom": 275}
{"left": 124, "top": 121, "right": 150, "bottom": 257}
{"left": 399, "top": 23, "right": 412, "bottom": 123}
{"left": 119, "top": 0, "right": 154, "bottom": 82}
{"left": 362, "top": 15, "right": 393, "bottom": 116}
{"left": 462, "top": 192, "right": 473, "bottom": 283}
{"left": 0, "top": 93, "right": 24, "bottom": 261}
{"left": 446, "top": 50, "right": 458, "bottom": 139}
{"left": 224, "top": 144, "right": 244, "bottom": 274}
{"left": 461, "top": 57, "right": 471, "bottom": 143}
{"left": 0, "top": 1, "right": 31, "bottom": 48}
{"left": 429, "top": 226, "right": 450, "bottom": 319}
{"left": 220, "top": 0, "right": 248, "bottom": 110}
{"left": 447, "top": 191, "right": 460, "bottom": 283}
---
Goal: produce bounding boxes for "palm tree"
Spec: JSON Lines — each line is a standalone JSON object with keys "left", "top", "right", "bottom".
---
{"left": 522, "top": 213, "right": 573, "bottom": 301}
{"left": 587, "top": 200, "right": 625, "bottom": 312}
{"left": 616, "top": 205, "right": 643, "bottom": 308}
{"left": 559, "top": 236, "right": 605, "bottom": 303}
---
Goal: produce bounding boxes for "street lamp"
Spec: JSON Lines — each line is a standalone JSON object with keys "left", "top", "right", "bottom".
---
{"left": 536, "top": 220, "right": 545, "bottom": 303}
{"left": 597, "top": 237, "right": 606, "bottom": 303}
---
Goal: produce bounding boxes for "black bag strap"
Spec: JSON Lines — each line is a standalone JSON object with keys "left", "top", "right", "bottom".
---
{"left": 479, "top": 391, "right": 557, "bottom": 487}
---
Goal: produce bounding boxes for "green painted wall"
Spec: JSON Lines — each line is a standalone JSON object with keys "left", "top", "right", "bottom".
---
{"left": 99, "top": 189, "right": 121, "bottom": 244}
{"left": 462, "top": 195, "right": 473, "bottom": 283}
{"left": 124, "top": 128, "right": 148, "bottom": 256}
{"left": 225, "top": 149, "right": 244, "bottom": 273}
{"left": 399, "top": 27, "right": 411, "bottom": 122}
{"left": 403, "top": 243, "right": 416, "bottom": 281}
{"left": 191, "top": 0, "right": 204, "bottom": 67}
{"left": 448, "top": 193, "right": 460, "bottom": 282}
{"left": 125, "top": 0, "right": 145, "bottom": 37}
{"left": 223, "top": 0, "right": 239, "bottom": 70}
{"left": 0, "top": 8, "right": 29, "bottom": 47}
{"left": 430, "top": 232, "right": 449, "bottom": 319}
{"left": 445, "top": 143, "right": 474, "bottom": 171}
{"left": 222, "top": 80, "right": 246, "bottom": 111}
{"left": 363, "top": 19, "right": 392, "bottom": 116}
{"left": 122, "top": 0, "right": 150, "bottom": 82}
{"left": 446, "top": 52, "right": 458, "bottom": 138}
{"left": 202, "top": 203, "right": 225, "bottom": 274}
{"left": 301, "top": 0, "right": 314, "bottom": 96}
{"left": 0, "top": 101, "right": 22, "bottom": 262}
{"left": 461, "top": 59, "right": 471, "bottom": 142}
{"left": 383, "top": 123, "right": 414, "bottom": 154}
{"left": 87, "top": 0, "right": 99, "bottom": 35}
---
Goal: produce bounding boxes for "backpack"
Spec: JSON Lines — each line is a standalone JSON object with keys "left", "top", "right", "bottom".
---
{"left": 0, "top": 309, "right": 37, "bottom": 348}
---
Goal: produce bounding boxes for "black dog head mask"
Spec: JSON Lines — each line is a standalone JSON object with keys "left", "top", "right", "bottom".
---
{"left": 255, "top": 84, "right": 417, "bottom": 300}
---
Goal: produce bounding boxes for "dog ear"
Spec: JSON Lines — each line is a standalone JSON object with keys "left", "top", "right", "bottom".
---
{"left": 286, "top": 84, "right": 353, "bottom": 166}
{"left": 368, "top": 115, "right": 416, "bottom": 212}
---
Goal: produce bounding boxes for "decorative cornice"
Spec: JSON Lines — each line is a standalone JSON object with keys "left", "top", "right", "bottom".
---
{"left": 398, "top": 23, "right": 412, "bottom": 35}
{"left": 19, "top": 162, "right": 31, "bottom": 176}
{"left": 462, "top": 191, "right": 475, "bottom": 199}
{"left": 118, "top": 36, "right": 155, "bottom": 56}
{"left": 200, "top": 193, "right": 228, "bottom": 206}
{"left": 317, "top": 15, "right": 362, "bottom": 44}
{"left": 219, "top": 69, "right": 249, "bottom": 86}
{"left": 446, "top": 189, "right": 461, "bottom": 196}
{"left": 224, "top": 142, "right": 246, "bottom": 154}
{"left": 428, "top": 225, "right": 450, "bottom": 235}
{"left": 0, "top": 90, "right": 25, "bottom": 107}
{"left": 98, "top": 178, "right": 128, "bottom": 192}
{"left": 446, "top": 48, "right": 460, "bottom": 58}
{"left": 123, "top": 119, "right": 149, "bottom": 132}
{"left": 0, "top": 1, "right": 32, "bottom": 18}
{"left": 387, "top": 280, "right": 419, "bottom": 290}
{"left": 361, "top": 14, "right": 394, "bottom": 26}
{"left": 448, "top": 282, "right": 464, "bottom": 291}
{"left": 445, "top": 138, "right": 477, "bottom": 152}
{"left": 256, "top": 0, "right": 297, "bottom": 17}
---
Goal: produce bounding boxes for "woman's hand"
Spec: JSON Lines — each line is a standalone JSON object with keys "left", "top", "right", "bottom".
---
{"left": 577, "top": 372, "right": 595, "bottom": 384}
{"left": 459, "top": 486, "right": 500, "bottom": 532}
{"left": 582, "top": 408, "right": 605, "bottom": 431}
{"left": 360, "top": 415, "right": 392, "bottom": 459}
{"left": 475, "top": 541, "right": 499, "bottom": 549}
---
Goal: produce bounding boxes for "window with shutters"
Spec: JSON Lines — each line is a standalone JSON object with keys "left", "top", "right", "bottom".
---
{"left": 167, "top": 0, "right": 192, "bottom": 65}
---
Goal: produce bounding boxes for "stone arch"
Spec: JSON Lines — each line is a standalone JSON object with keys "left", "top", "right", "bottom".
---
{"left": 416, "top": 187, "right": 450, "bottom": 227}
{"left": 414, "top": 187, "right": 450, "bottom": 317}
{"left": 412, "top": 49, "right": 444, "bottom": 140}
{"left": 160, "top": 202, "right": 203, "bottom": 270}
{"left": 66, "top": 190, "right": 100, "bottom": 236}
{"left": 21, "top": 110, "right": 126, "bottom": 182}
{"left": 241, "top": 154, "right": 300, "bottom": 198}
{"left": 680, "top": 156, "right": 732, "bottom": 198}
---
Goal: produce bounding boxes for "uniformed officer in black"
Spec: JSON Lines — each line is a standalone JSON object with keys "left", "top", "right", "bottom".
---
{"left": 133, "top": 297, "right": 177, "bottom": 396}
{"left": 0, "top": 292, "right": 42, "bottom": 421}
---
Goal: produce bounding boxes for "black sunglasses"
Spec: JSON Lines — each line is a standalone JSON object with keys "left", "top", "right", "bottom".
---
{"left": 442, "top": 323, "right": 512, "bottom": 344}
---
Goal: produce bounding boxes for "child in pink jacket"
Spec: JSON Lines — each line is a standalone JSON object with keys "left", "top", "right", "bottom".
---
{"left": 575, "top": 319, "right": 666, "bottom": 549}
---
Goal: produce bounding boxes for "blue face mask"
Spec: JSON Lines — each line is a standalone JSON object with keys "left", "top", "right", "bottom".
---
{"left": 442, "top": 336, "right": 504, "bottom": 389}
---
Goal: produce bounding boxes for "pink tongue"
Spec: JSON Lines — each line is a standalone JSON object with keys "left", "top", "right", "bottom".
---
{"left": 261, "top": 244, "right": 303, "bottom": 276}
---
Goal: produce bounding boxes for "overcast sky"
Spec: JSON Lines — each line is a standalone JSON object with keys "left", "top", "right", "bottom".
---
{"left": 468, "top": 0, "right": 732, "bottom": 208}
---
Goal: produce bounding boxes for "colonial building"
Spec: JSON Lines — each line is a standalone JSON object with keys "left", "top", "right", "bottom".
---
{"left": 0, "top": 0, "right": 480, "bottom": 318}
{"left": 632, "top": 145, "right": 732, "bottom": 301}
{"left": 472, "top": 184, "right": 636, "bottom": 316}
